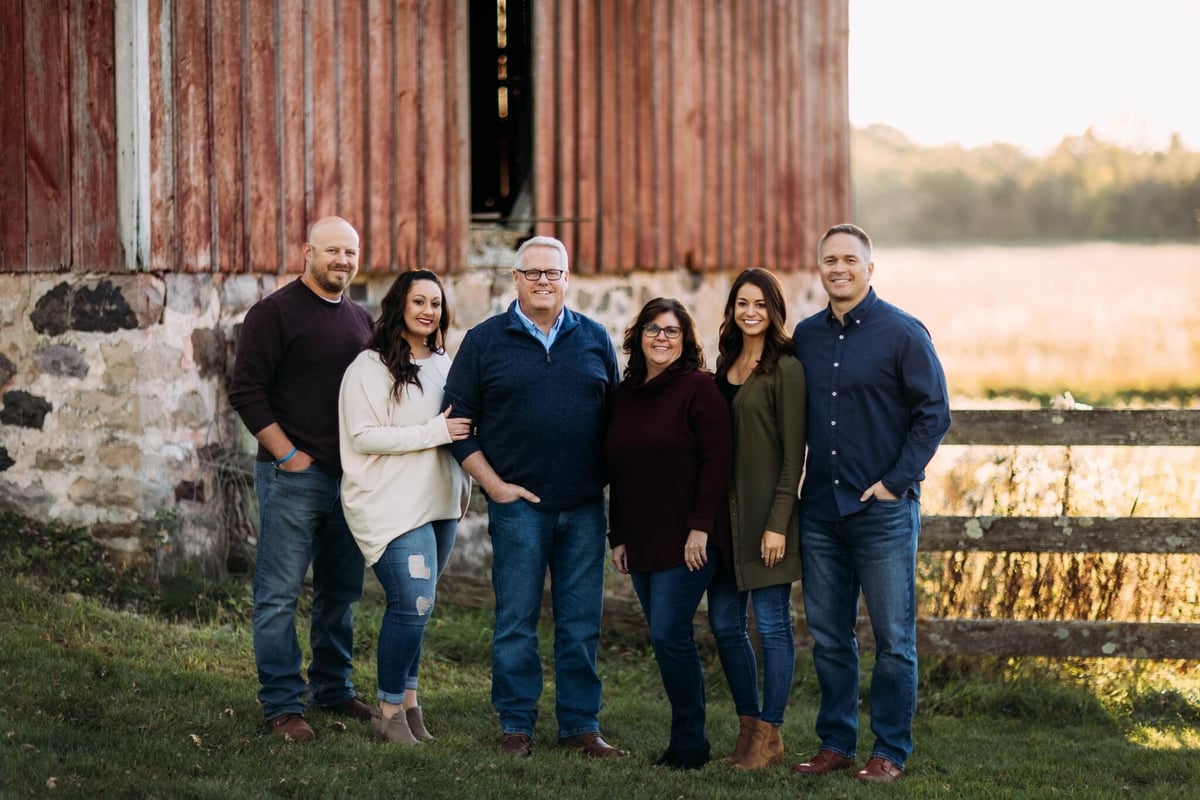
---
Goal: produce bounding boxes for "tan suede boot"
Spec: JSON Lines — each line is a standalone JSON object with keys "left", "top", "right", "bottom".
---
{"left": 724, "top": 715, "right": 758, "bottom": 764}
{"left": 370, "top": 706, "right": 421, "bottom": 745}
{"left": 734, "top": 719, "right": 784, "bottom": 769}
{"left": 406, "top": 706, "right": 434, "bottom": 742}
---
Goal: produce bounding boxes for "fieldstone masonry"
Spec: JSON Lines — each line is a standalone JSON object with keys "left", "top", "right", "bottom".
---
{"left": 0, "top": 391, "right": 53, "bottom": 428}
{"left": 0, "top": 273, "right": 229, "bottom": 574}
{"left": 0, "top": 240, "right": 823, "bottom": 579}
{"left": 0, "top": 353, "right": 20, "bottom": 385}
{"left": 33, "top": 345, "right": 90, "bottom": 378}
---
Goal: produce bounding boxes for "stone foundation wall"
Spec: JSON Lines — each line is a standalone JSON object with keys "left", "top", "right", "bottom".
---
{"left": 0, "top": 272, "right": 287, "bottom": 575}
{"left": 0, "top": 254, "right": 822, "bottom": 578}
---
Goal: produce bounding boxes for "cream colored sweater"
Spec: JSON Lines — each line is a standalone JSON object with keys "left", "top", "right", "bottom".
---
{"left": 338, "top": 349, "right": 471, "bottom": 567}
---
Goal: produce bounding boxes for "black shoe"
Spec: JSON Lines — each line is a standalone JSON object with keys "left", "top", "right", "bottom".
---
{"left": 654, "top": 743, "right": 710, "bottom": 770}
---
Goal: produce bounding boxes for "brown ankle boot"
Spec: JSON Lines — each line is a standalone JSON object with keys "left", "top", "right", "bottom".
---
{"left": 406, "top": 706, "right": 434, "bottom": 742}
{"left": 724, "top": 715, "right": 758, "bottom": 764}
{"left": 734, "top": 719, "right": 784, "bottom": 769}
{"left": 370, "top": 706, "right": 422, "bottom": 745}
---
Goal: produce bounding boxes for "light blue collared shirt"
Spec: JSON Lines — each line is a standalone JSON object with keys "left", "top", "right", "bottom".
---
{"left": 513, "top": 302, "right": 566, "bottom": 351}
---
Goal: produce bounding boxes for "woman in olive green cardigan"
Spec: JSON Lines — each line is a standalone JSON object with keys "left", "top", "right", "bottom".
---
{"left": 710, "top": 268, "right": 808, "bottom": 770}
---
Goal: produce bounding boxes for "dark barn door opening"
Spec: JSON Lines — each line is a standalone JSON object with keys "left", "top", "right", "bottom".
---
{"left": 470, "top": 0, "right": 532, "bottom": 222}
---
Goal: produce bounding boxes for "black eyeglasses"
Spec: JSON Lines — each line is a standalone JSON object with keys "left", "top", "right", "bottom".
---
{"left": 643, "top": 324, "right": 682, "bottom": 339}
{"left": 516, "top": 269, "right": 565, "bottom": 281}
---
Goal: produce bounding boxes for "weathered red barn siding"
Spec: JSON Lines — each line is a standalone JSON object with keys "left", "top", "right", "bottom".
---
{"left": 149, "top": 0, "right": 469, "bottom": 276}
{"left": 3, "top": 0, "right": 847, "bottom": 277}
{"left": 0, "top": 0, "right": 122, "bottom": 274}
{"left": 531, "top": 0, "right": 849, "bottom": 274}
{"left": 2, "top": 0, "right": 469, "bottom": 276}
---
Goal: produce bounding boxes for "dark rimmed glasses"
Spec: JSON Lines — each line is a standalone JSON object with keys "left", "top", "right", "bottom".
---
{"left": 643, "top": 324, "right": 682, "bottom": 339}
{"left": 516, "top": 268, "right": 565, "bottom": 282}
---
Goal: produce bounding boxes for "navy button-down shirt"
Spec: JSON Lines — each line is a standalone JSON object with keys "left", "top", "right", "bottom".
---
{"left": 793, "top": 288, "right": 951, "bottom": 521}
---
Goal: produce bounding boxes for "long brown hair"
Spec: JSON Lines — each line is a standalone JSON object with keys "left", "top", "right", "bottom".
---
{"left": 367, "top": 270, "right": 449, "bottom": 399}
{"left": 715, "top": 268, "right": 791, "bottom": 380}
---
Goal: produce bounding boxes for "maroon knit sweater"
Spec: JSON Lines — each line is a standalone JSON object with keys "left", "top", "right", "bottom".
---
{"left": 604, "top": 366, "right": 733, "bottom": 572}
{"left": 229, "top": 279, "right": 372, "bottom": 476}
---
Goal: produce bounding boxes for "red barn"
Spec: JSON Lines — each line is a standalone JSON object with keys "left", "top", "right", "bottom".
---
{"left": 0, "top": 0, "right": 849, "bottom": 573}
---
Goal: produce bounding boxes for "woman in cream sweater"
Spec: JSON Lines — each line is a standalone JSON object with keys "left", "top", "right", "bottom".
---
{"left": 339, "top": 270, "right": 472, "bottom": 745}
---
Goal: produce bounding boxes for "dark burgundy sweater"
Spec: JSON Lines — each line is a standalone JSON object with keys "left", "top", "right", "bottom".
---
{"left": 229, "top": 279, "right": 372, "bottom": 476}
{"left": 604, "top": 366, "right": 733, "bottom": 572}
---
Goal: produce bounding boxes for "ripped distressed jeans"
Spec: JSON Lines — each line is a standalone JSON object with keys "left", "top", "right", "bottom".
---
{"left": 370, "top": 519, "right": 458, "bottom": 703}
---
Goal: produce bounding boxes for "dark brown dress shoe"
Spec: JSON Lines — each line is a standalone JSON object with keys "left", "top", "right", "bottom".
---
{"left": 855, "top": 756, "right": 905, "bottom": 782}
{"left": 325, "top": 697, "right": 373, "bottom": 720}
{"left": 499, "top": 732, "right": 533, "bottom": 757}
{"left": 561, "top": 733, "right": 628, "bottom": 758}
{"left": 791, "top": 749, "right": 856, "bottom": 775}
{"left": 269, "top": 713, "right": 316, "bottom": 742}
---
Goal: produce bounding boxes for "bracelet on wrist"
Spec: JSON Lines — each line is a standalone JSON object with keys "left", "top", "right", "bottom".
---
{"left": 274, "top": 447, "right": 298, "bottom": 465}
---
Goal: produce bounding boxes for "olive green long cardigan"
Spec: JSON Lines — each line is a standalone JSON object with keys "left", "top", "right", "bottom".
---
{"left": 727, "top": 353, "right": 807, "bottom": 590}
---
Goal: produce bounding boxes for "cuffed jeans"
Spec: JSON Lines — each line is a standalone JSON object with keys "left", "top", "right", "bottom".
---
{"left": 252, "top": 460, "right": 365, "bottom": 720}
{"left": 801, "top": 497, "right": 920, "bottom": 768}
{"left": 371, "top": 519, "right": 457, "bottom": 703}
{"left": 630, "top": 546, "right": 717, "bottom": 752}
{"left": 488, "top": 496, "right": 607, "bottom": 739}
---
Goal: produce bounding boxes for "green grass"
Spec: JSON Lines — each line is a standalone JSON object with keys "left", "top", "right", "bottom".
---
{"left": 2, "top": 578, "right": 1199, "bottom": 800}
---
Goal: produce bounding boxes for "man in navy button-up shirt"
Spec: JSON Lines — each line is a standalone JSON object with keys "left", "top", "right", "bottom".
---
{"left": 791, "top": 224, "right": 949, "bottom": 783}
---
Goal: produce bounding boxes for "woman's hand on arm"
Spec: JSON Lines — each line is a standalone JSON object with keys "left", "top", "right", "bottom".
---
{"left": 442, "top": 405, "right": 472, "bottom": 441}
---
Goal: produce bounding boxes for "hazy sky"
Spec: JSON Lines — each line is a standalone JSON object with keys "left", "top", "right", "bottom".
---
{"left": 848, "top": 0, "right": 1199, "bottom": 154}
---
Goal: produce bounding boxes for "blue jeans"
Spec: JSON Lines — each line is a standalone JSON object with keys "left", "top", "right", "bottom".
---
{"left": 706, "top": 566, "right": 759, "bottom": 717}
{"left": 800, "top": 497, "right": 921, "bottom": 768}
{"left": 371, "top": 519, "right": 457, "bottom": 703}
{"left": 630, "top": 548, "right": 717, "bottom": 751}
{"left": 487, "top": 496, "right": 607, "bottom": 739}
{"left": 707, "top": 569, "right": 796, "bottom": 725}
{"left": 252, "top": 461, "right": 365, "bottom": 720}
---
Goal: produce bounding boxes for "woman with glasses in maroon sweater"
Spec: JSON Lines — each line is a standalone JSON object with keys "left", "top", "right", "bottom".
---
{"left": 605, "top": 297, "right": 733, "bottom": 771}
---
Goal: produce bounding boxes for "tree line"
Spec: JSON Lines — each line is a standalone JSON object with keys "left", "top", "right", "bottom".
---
{"left": 852, "top": 125, "right": 1200, "bottom": 243}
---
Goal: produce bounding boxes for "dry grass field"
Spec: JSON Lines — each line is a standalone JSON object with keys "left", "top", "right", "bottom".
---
{"left": 868, "top": 242, "right": 1200, "bottom": 402}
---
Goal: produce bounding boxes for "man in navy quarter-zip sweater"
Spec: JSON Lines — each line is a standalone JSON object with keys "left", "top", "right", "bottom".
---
{"left": 443, "top": 236, "right": 625, "bottom": 760}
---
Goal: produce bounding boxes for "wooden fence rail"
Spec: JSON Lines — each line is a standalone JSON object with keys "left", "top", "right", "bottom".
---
{"left": 944, "top": 409, "right": 1200, "bottom": 446}
{"left": 441, "top": 410, "right": 1200, "bottom": 660}
{"left": 924, "top": 408, "right": 1200, "bottom": 660}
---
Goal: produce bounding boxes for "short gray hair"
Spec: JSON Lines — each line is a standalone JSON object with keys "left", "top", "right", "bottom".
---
{"left": 515, "top": 236, "right": 569, "bottom": 272}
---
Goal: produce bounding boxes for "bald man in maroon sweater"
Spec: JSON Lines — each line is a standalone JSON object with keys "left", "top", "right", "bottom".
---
{"left": 230, "top": 216, "right": 374, "bottom": 742}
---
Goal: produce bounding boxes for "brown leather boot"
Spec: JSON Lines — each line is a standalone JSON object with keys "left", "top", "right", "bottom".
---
{"left": 734, "top": 719, "right": 784, "bottom": 769}
{"left": 724, "top": 715, "right": 758, "bottom": 764}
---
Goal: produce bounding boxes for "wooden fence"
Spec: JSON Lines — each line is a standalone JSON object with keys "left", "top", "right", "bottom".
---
{"left": 921, "top": 409, "right": 1200, "bottom": 660}
{"left": 440, "top": 409, "right": 1200, "bottom": 660}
